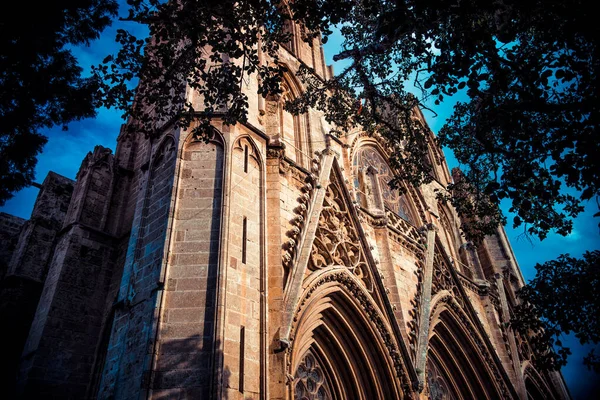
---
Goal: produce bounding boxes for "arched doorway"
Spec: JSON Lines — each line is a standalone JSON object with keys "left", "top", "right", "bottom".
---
{"left": 426, "top": 297, "right": 506, "bottom": 400}
{"left": 289, "top": 269, "right": 406, "bottom": 400}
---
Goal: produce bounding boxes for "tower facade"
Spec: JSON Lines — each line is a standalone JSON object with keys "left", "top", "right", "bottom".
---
{"left": 1, "top": 17, "right": 571, "bottom": 400}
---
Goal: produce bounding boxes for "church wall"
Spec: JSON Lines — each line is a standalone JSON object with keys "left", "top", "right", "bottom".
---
{"left": 13, "top": 147, "right": 127, "bottom": 398}
{"left": 98, "top": 131, "right": 179, "bottom": 399}
{"left": 17, "top": 225, "right": 117, "bottom": 398}
{"left": 0, "top": 212, "right": 25, "bottom": 280}
{"left": 388, "top": 236, "right": 422, "bottom": 340}
{"left": 221, "top": 134, "right": 265, "bottom": 399}
{"left": 0, "top": 172, "right": 74, "bottom": 396}
{"left": 6, "top": 172, "right": 74, "bottom": 282}
{"left": 151, "top": 132, "right": 225, "bottom": 398}
{"left": 0, "top": 22, "right": 573, "bottom": 400}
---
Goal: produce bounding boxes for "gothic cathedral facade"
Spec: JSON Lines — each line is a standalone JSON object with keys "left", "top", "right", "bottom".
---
{"left": 0, "top": 16, "right": 571, "bottom": 400}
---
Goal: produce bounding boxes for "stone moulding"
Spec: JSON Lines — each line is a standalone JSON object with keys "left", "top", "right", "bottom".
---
{"left": 429, "top": 291, "right": 516, "bottom": 399}
{"left": 289, "top": 267, "right": 414, "bottom": 396}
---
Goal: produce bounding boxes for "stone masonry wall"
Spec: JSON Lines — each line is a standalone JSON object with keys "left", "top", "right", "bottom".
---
{"left": 17, "top": 226, "right": 117, "bottom": 398}
{"left": 0, "top": 212, "right": 25, "bottom": 280}
{"left": 99, "top": 135, "right": 178, "bottom": 399}
{"left": 15, "top": 147, "right": 123, "bottom": 398}
{"left": 152, "top": 136, "right": 224, "bottom": 398}
{"left": 222, "top": 136, "right": 263, "bottom": 399}
{"left": 0, "top": 172, "right": 74, "bottom": 396}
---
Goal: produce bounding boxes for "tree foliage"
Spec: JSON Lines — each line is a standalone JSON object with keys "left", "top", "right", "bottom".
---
{"left": 0, "top": 0, "right": 118, "bottom": 205}
{"left": 511, "top": 251, "right": 600, "bottom": 372}
{"left": 95, "top": 0, "right": 599, "bottom": 371}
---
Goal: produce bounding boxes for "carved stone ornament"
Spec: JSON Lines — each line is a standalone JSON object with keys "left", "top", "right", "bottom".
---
{"left": 267, "top": 144, "right": 285, "bottom": 160}
{"left": 294, "top": 352, "right": 332, "bottom": 400}
{"left": 308, "top": 174, "right": 373, "bottom": 292}
{"left": 387, "top": 210, "right": 423, "bottom": 243}
{"left": 432, "top": 251, "right": 463, "bottom": 308}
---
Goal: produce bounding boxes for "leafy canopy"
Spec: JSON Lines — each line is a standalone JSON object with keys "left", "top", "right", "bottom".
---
{"left": 96, "top": 0, "right": 599, "bottom": 371}
{"left": 511, "top": 251, "right": 600, "bottom": 372}
{"left": 0, "top": 0, "right": 118, "bottom": 206}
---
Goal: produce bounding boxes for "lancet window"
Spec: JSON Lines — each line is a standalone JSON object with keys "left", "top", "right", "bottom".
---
{"left": 281, "top": 18, "right": 297, "bottom": 55}
{"left": 265, "top": 78, "right": 310, "bottom": 168}
{"left": 353, "top": 146, "right": 416, "bottom": 224}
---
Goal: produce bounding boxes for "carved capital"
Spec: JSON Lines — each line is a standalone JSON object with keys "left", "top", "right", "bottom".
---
{"left": 266, "top": 144, "right": 285, "bottom": 160}
{"left": 420, "top": 222, "right": 438, "bottom": 233}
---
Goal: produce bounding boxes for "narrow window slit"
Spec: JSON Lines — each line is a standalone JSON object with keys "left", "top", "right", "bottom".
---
{"left": 242, "top": 217, "right": 247, "bottom": 264}
{"left": 244, "top": 145, "right": 248, "bottom": 173}
{"left": 239, "top": 326, "right": 245, "bottom": 392}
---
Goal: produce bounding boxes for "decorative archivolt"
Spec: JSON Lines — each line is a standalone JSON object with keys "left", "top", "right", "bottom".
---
{"left": 428, "top": 292, "right": 513, "bottom": 399}
{"left": 289, "top": 268, "right": 411, "bottom": 399}
{"left": 522, "top": 363, "right": 557, "bottom": 400}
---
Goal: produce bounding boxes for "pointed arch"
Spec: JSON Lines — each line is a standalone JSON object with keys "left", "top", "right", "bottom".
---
{"left": 180, "top": 124, "right": 224, "bottom": 152}
{"left": 523, "top": 363, "right": 559, "bottom": 400}
{"left": 427, "top": 292, "right": 508, "bottom": 400}
{"left": 289, "top": 268, "right": 409, "bottom": 400}
{"left": 278, "top": 1, "right": 299, "bottom": 56}
{"left": 264, "top": 68, "right": 311, "bottom": 169}
{"left": 351, "top": 139, "right": 426, "bottom": 226}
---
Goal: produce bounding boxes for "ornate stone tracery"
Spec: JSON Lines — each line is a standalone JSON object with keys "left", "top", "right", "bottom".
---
{"left": 294, "top": 352, "right": 332, "bottom": 400}
{"left": 426, "top": 359, "right": 456, "bottom": 400}
{"left": 309, "top": 174, "right": 373, "bottom": 292}
{"left": 432, "top": 251, "right": 463, "bottom": 309}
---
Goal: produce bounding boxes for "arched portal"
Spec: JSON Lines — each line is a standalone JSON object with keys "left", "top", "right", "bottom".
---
{"left": 289, "top": 269, "right": 406, "bottom": 400}
{"left": 523, "top": 364, "right": 558, "bottom": 400}
{"left": 525, "top": 377, "right": 546, "bottom": 400}
{"left": 427, "top": 296, "right": 506, "bottom": 400}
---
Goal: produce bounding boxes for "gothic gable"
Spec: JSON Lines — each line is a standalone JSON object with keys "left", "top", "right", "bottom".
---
{"left": 278, "top": 151, "right": 418, "bottom": 398}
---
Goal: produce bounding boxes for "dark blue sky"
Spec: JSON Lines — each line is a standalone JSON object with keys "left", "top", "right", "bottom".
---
{"left": 1, "top": 11, "right": 598, "bottom": 399}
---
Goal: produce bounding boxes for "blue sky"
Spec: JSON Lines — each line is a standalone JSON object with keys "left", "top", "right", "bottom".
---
{"left": 1, "top": 10, "right": 598, "bottom": 399}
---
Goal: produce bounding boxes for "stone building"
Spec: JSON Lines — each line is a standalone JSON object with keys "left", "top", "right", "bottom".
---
{"left": 0, "top": 16, "right": 571, "bottom": 400}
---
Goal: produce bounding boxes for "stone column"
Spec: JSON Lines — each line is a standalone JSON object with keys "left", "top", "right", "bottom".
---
{"left": 415, "top": 223, "right": 437, "bottom": 389}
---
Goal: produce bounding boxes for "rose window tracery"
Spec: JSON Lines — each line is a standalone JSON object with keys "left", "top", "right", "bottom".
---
{"left": 294, "top": 353, "right": 331, "bottom": 400}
